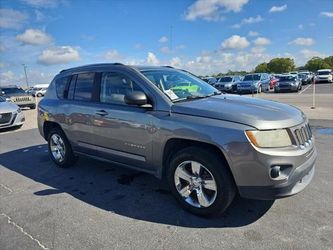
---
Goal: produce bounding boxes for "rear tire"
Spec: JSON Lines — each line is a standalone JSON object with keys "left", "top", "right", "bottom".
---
{"left": 167, "top": 147, "right": 236, "bottom": 216}
{"left": 47, "top": 128, "right": 77, "bottom": 168}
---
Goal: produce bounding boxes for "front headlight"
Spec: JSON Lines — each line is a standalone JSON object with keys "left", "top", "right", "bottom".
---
{"left": 6, "top": 98, "right": 11, "bottom": 102}
{"left": 245, "top": 129, "right": 292, "bottom": 148}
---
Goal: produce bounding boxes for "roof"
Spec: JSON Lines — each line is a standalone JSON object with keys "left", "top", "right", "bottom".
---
{"left": 60, "top": 63, "right": 178, "bottom": 74}
{"left": 317, "top": 69, "right": 332, "bottom": 71}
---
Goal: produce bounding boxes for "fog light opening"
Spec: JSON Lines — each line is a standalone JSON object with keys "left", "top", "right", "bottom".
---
{"left": 270, "top": 166, "right": 280, "bottom": 178}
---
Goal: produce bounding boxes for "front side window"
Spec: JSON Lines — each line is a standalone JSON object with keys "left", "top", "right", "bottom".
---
{"left": 74, "top": 73, "right": 94, "bottom": 101}
{"left": 141, "top": 70, "right": 218, "bottom": 101}
{"left": 1, "top": 88, "right": 26, "bottom": 95}
{"left": 100, "top": 72, "right": 142, "bottom": 104}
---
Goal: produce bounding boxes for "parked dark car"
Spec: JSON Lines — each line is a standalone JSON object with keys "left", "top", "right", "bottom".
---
{"left": 0, "top": 85, "right": 36, "bottom": 109}
{"left": 214, "top": 75, "right": 242, "bottom": 93}
{"left": 298, "top": 73, "right": 312, "bottom": 85}
{"left": 237, "top": 73, "right": 270, "bottom": 94}
{"left": 274, "top": 75, "right": 302, "bottom": 92}
{"left": 38, "top": 63, "right": 316, "bottom": 216}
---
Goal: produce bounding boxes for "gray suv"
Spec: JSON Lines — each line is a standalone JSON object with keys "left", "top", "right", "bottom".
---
{"left": 38, "top": 63, "right": 316, "bottom": 216}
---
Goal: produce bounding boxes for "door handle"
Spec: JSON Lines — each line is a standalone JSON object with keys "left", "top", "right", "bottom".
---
{"left": 95, "top": 110, "right": 108, "bottom": 116}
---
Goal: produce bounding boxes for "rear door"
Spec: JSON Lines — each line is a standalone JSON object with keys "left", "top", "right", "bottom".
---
{"left": 59, "top": 72, "right": 98, "bottom": 152}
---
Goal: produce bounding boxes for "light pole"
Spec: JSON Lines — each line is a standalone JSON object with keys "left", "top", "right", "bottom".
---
{"left": 22, "top": 64, "right": 29, "bottom": 88}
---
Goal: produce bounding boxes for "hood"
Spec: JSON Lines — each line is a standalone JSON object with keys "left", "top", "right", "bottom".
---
{"left": 0, "top": 101, "right": 19, "bottom": 113}
{"left": 171, "top": 94, "right": 304, "bottom": 130}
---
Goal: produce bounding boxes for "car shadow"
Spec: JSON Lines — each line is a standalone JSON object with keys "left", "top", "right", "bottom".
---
{"left": 0, "top": 144, "right": 274, "bottom": 228}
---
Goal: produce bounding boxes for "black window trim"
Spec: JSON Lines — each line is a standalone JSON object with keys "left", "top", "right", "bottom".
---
{"left": 97, "top": 71, "right": 152, "bottom": 107}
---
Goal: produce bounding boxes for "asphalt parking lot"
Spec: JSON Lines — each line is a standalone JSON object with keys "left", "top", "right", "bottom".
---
{"left": 1, "top": 83, "right": 333, "bottom": 249}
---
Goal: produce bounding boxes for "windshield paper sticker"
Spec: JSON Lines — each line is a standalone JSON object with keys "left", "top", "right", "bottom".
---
{"left": 164, "top": 89, "right": 179, "bottom": 100}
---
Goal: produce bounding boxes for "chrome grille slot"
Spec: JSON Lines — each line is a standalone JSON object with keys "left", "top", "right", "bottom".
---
{"left": 13, "top": 96, "right": 30, "bottom": 102}
{"left": 292, "top": 123, "right": 312, "bottom": 147}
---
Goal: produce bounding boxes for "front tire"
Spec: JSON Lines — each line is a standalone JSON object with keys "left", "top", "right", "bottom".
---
{"left": 167, "top": 147, "right": 236, "bottom": 216}
{"left": 48, "top": 128, "right": 77, "bottom": 168}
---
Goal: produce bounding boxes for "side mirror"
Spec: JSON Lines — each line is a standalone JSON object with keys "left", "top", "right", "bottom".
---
{"left": 124, "top": 91, "right": 151, "bottom": 107}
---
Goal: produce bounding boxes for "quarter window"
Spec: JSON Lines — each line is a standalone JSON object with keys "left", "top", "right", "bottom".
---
{"left": 55, "top": 77, "right": 70, "bottom": 99}
{"left": 74, "top": 73, "right": 95, "bottom": 101}
{"left": 100, "top": 72, "right": 142, "bottom": 104}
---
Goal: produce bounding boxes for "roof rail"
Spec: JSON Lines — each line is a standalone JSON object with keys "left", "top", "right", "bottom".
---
{"left": 59, "top": 63, "right": 125, "bottom": 73}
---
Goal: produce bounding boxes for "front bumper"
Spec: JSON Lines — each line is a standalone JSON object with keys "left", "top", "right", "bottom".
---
{"left": 275, "top": 85, "right": 298, "bottom": 91}
{"left": 238, "top": 146, "right": 316, "bottom": 200}
{"left": 0, "top": 111, "right": 25, "bottom": 129}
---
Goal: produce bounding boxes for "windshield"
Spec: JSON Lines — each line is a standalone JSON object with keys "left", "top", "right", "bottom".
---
{"left": 141, "top": 70, "right": 219, "bottom": 101}
{"left": 243, "top": 74, "right": 260, "bottom": 81}
{"left": 279, "top": 76, "right": 296, "bottom": 81}
{"left": 1, "top": 88, "right": 26, "bottom": 94}
{"left": 33, "top": 88, "right": 42, "bottom": 91}
{"left": 318, "top": 71, "right": 331, "bottom": 75}
{"left": 219, "top": 77, "right": 233, "bottom": 82}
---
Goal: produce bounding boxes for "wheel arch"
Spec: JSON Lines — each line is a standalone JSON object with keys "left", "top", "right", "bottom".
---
{"left": 161, "top": 138, "right": 236, "bottom": 185}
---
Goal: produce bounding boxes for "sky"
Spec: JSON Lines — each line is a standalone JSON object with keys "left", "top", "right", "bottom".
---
{"left": 0, "top": 0, "right": 333, "bottom": 86}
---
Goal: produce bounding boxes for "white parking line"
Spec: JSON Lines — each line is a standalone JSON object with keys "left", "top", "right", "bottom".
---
{"left": 1, "top": 213, "right": 49, "bottom": 250}
{"left": 298, "top": 84, "right": 312, "bottom": 95}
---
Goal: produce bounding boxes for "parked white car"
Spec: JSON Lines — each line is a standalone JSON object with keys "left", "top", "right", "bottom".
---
{"left": 0, "top": 96, "right": 25, "bottom": 130}
{"left": 30, "top": 84, "right": 49, "bottom": 97}
{"left": 315, "top": 69, "right": 333, "bottom": 83}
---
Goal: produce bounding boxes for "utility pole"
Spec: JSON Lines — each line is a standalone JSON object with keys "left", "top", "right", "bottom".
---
{"left": 22, "top": 64, "right": 29, "bottom": 88}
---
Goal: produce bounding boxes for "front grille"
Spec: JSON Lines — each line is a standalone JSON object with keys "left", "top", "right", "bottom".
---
{"left": 13, "top": 96, "right": 31, "bottom": 102}
{"left": 291, "top": 123, "right": 312, "bottom": 147}
{"left": 0, "top": 112, "right": 12, "bottom": 125}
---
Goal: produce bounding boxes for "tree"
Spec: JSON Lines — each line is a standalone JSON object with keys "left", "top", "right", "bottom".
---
{"left": 323, "top": 56, "right": 333, "bottom": 69}
{"left": 254, "top": 62, "right": 268, "bottom": 73}
{"left": 267, "top": 58, "right": 295, "bottom": 73}
{"left": 304, "top": 57, "right": 331, "bottom": 72}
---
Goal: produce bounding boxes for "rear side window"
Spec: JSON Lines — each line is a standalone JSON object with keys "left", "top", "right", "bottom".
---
{"left": 100, "top": 72, "right": 142, "bottom": 104}
{"left": 55, "top": 77, "right": 70, "bottom": 99}
{"left": 74, "top": 73, "right": 95, "bottom": 101}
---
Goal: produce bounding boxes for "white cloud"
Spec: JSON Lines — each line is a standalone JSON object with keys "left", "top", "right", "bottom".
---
{"left": 231, "top": 15, "right": 263, "bottom": 28}
{"left": 35, "top": 10, "right": 45, "bottom": 21}
{"left": 242, "top": 15, "right": 264, "bottom": 24}
{"left": 253, "top": 37, "right": 271, "bottom": 46}
{"left": 289, "top": 38, "right": 315, "bottom": 46}
{"left": 38, "top": 46, "right": 80, "bottom": 65}
{"left": 185, "top": 0, "right": 249, "bottom": 21}
{"left": 221, "top": 35, "right": 250, "bottom": 50}
{"left": 269, "top": 4, "right": 287, "bottom": 13}
{"left": 159, "top": 36, "right": 168, "bottom": 43}
{"left": 146, "top": 52, "right": 160, "bottom": 65}
{"left": 170, "top": 57, "right": 182, "bottom": 67}
{"left": 0, "top": 8, "right": 28, "bottom": 29}
{"left": 104, "top": 49, "right": 122, "bottom": 61}
{"left": 16, "top": 29, "right": 52, "bottom": 45}
{"left": 298, "top": 24, "right": 304, "bottom": 30}
{"left": 248, "top": 31, "right": 259, "bottom": 37}
{"left": 320, "top": 12, "right": 333, "bottom": 18}
{"left": 21, "top": 0, "right": 65, "bottom": 8}
{"left": 300, "top": 49, "right": 327, "bottom": 59}
{"left": 251, "top": 47, "right": 266, "bottom": 54}
{"left": 0, "top": 71, "right": 15, "bottom": 86}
